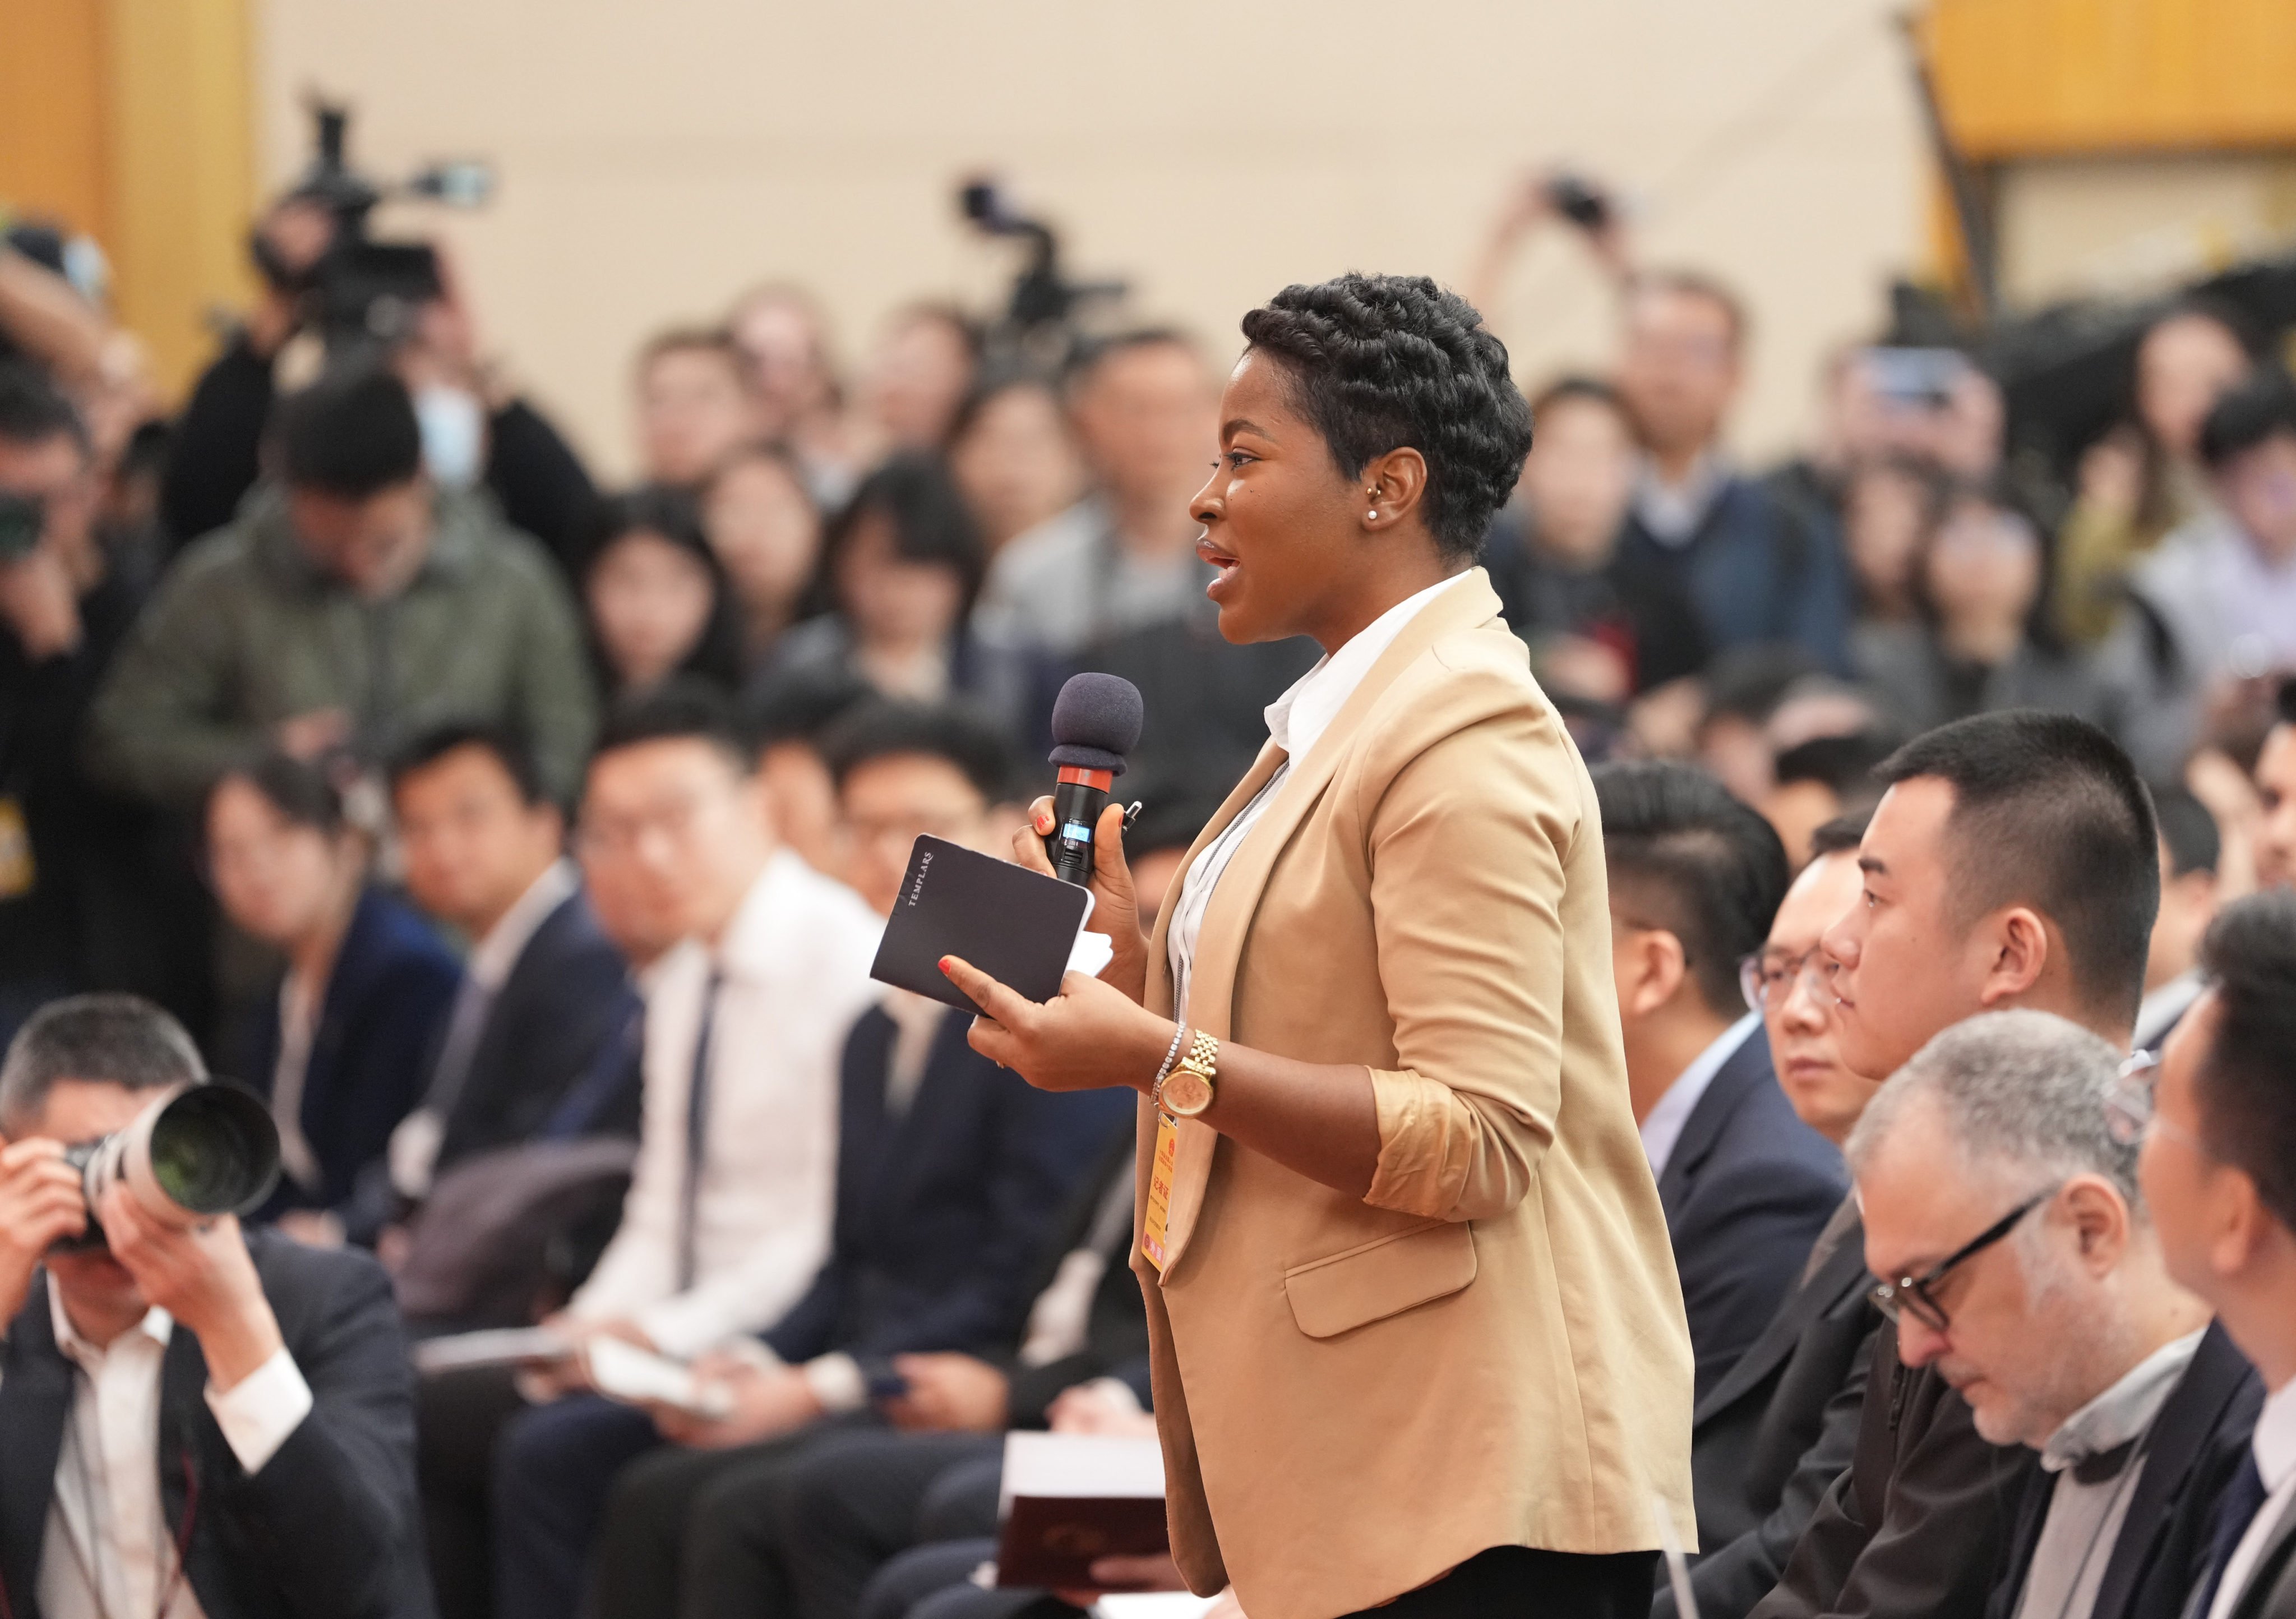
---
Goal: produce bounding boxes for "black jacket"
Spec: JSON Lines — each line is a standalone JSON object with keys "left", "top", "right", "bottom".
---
{"left": 1987, "top": 1323, "right": 2262, "bottom": 1619}
{"left": 0, "top": 1231, "right": 428, "bottom": 1619}
{"left": 1655, "top": 1028, "right": 1849, "bottom": 1405}
{"left": 2225, "top": 1496, "right": 2296, "bottom": 1619}
{"left": 1750, "top": 1323, "right": 2039, "bottom": 1619}
{"left": 1657, "top": 1200, "right": 1881, "bottom": 1619}
{"left": 1001, "top": 1128, "right": 1152, "bottom": 1424}
{"left": 763, "top": 1006, "right": 1133, "bottom": 1364}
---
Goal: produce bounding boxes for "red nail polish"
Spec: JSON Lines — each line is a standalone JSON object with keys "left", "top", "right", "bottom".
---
{"left": 937, "top": 956, "right": 953, "bottom": 973}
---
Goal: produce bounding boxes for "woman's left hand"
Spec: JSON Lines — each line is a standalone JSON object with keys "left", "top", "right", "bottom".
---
{"left": 939, "top": 956, "right": 1174, "bottom": 1096}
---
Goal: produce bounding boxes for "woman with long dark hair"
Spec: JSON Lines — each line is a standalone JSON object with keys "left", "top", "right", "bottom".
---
{"left": 943, "top": 274, "right": 1692, "bottom": 1619}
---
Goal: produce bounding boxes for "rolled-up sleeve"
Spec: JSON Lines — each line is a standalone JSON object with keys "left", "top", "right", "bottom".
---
{"left": 1359, "top": 684, "right": 1576, "bottom": 1222}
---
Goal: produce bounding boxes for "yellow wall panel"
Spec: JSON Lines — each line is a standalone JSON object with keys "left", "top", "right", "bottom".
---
{"left": 1925, "top": 0, "right": 2296, "bottom": 157}
{"left": 0, "top": 0, "right": 110, "bottom": 238}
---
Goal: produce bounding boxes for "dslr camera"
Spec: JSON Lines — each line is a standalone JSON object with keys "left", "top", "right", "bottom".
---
{"left": 253, "top": 98, "right": 493, "bottom": 353}
{"left": 54, "top": 1083, "right": 283, "bottom": 1253}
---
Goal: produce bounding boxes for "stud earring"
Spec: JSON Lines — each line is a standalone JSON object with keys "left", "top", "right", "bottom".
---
{"left": 1366, "top": 510, "right": 1378, "bottom": 521}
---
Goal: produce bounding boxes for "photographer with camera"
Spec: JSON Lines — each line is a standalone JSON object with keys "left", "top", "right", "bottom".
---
{"left": 161, "top": 139, "right": 599, "bottom": 573}
{"left": 0, "top": 994, "right": 428, "bottom": 1619}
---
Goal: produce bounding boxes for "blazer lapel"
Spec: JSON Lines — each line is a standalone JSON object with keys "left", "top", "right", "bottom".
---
{"left": 1152, "top": 572, "right": 1505, "bottom": 1279}
{"left": 0, "top": 1274, "right": 73, "bottom": 1609}
{"left": 1653, "top": 1028, "right": 1764, "bottom": 1219}
{"left": 2095, "top": 1323, "right": 2261, "bottom": 1619}
{"left": 2229, "top": 1493, "right": 2296, "bottom": 1619}
{"left": 1691, "top": 1201, "right": 1866, "bottom": 1427}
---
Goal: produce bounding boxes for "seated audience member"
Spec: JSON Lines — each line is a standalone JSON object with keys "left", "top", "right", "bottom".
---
{"left": 2255, "top": 681, "right": 2296, "bottom": 892}
{"left": 367, "top": 723, "right": 643, "bottom": 1240}
{"left": 161, "top": 196, "right": 597, "bottom": 566}
{"left": 1759, "top": 730, "right": 1895, "bottom": 871}
{"left": 0, "top": 994, "right": 429, "bottom": 1618}
{"left": 207, "top": 754, "right": 460, "bottom": 1242}
{"left": 1753, "top": 710, "right": 2164, "bottom": 1619}
{"left": 1854, "top": 485, "right": 2112, "bottom": 735}
{"left": 1857, "top": 1013, "right": 2257, "bottom": 1619}
{"left": 90, "top": 364, "right": 599, "bottom": 806}
{"left": 973, "top": 331, "right": 1218, "bottom": 654}
{"left": 725, "top": 284, "right": 856, "bottom": 509}
{"left": 1769, "top": 347, "right": 2003, "bottom": 539}
{"left": 856, "top": 305, "right": 979, "bottom": 456}
{"left": 1839, "top": 454, "right": 1951, "bottom": 632}
{"left": 701, "top": 442, "right": 826, "bottom": 671}
{"left": 766, "top": 454, "right": 1024, "bottom": 734}
{"left": 478, "top": 683, "right": 884, "bottom": 1619}
{"left": 2054, "top": 302, "right": 2256, "bottom": 648}
{"left": 582, "top": 486, "right": 746, "bottom": 702}
{"left": 2137, "top": 784, "right": 2224, "bottom": 1050}
{"left": 1612, "top": 271, "right": 1852, "bottom": 673}
{"left": 1590, "top": 762, "right": 1846, "bottom": 1403}
{"left": 946, "top": 372, "right": 1090, "bottom": 559}
{"left": 2114, "top": 373, "right": 2296, "bottom": 779}
{"left": 1661, "top": 815, "right": 1883, "bottom": 1619}
{"left": 1482, "top": 376, "right": 1708, "bottom": 702}
{"left": 0, "top": 363, "right": 206, "bottom": 1040}
{"left": 581, "top": 700, "right": 1131, "bottom": 1618}
{"left": 635, "top": 328, "right": 761, "bottom": 489}
{"left": 746, "top": 665, "right": 876, "bottom": 879}
{"left": 2135, "top": 893, "right": 2296, "bottom": 1619}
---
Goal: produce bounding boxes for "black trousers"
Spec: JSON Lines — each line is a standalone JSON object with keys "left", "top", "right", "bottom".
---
{"left": 418, "top": 1364, "right": 530, "bottom": 1619}
{"left": 777, "top": 1429, "right": 1005, "bottom": 1619}
{"left": 1339, "top": 1547, "right": 1661, "bottom": 1619}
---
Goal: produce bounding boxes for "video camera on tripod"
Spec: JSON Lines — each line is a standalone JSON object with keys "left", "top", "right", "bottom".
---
{"left": 253, "top": 98, "right": 495, "bottom": 354}
{"left": 958, "top": 178, "right": 1128, "bottom": 369}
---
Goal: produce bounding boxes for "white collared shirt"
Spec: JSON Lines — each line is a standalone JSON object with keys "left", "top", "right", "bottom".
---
{"left": 1165, "top": 572, "right": 1472, "bottom": 1025}
{"left": 389, "top": 858, "right": 583, "bottom": 1198}
{"left": 19, "top": 1287, "right": 313, "bottom": 1619}
{"left": 568, "top": 850, "right": 884, "bottom": 1358}
{"left": 1632, "top": 451, "right": 1731, "bottom": 547}
{"left": 2207, "top": 1373, "right": 2296, "bottom": 1619}
{"left": 1639, "top": 1012, "right": 1762, "bottom": 1178}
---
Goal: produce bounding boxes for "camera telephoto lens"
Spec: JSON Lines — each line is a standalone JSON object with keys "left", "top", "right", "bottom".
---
{"left": 143, "top": 1085, "right": 281, "bottom": 1216}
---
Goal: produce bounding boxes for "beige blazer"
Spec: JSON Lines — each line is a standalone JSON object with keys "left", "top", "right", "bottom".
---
{"left": 1132, "top": 571, "right": 1693, "bottom": 1619}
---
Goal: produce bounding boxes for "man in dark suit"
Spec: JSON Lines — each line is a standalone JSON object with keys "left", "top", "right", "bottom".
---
{"left": 0, "top": 994, "right": 426, "bottom": 1619}
{"left": 1657, "top": 816, "right": 1882, "bottom": 1619}
{"left": 569, "top": 701, "right": 1131, "bottom": 1619}
{"left": 364, "top": 722, "right": 643, "bottom": 1244}
{"left": 1592, "top": 763, "right": 1847, "bottom": 1404}
{"left": 2138, "top": 895, "right": 2296, "bottom": 1619}
{"left": 1845, "top": 1012, "right": 2251, "bottom": 1619}
{"left": 1753, "top": 713, "right": 2170, "bottom": 1619}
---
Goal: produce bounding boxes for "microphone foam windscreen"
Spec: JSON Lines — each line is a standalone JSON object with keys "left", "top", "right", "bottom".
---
{"left": 1047, "top": 672, "right": 1144, "bottom": 777}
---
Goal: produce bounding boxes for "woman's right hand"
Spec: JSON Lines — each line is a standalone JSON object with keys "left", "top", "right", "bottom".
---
{"left": 1011, "top": 797, "right": 1149, "bottom": 1003}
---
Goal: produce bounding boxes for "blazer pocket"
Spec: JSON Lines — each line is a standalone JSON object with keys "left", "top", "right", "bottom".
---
{"left": 1283, "top": 1220, "right": 1477, "bottom": 1340}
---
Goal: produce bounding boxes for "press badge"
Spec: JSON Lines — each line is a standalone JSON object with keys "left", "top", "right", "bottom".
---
{"left": 1141, "top": 1111, "right": 1179, "bottom": 1271}
{"left": 0, "top": 796, "right": 33, "bottom": 901}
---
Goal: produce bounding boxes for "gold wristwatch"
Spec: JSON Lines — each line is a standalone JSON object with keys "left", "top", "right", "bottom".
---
{"left": 1160, "top": 1030, "right": 1220, "bottom": 1118}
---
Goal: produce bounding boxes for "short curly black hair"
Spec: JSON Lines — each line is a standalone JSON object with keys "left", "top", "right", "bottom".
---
{"left": 1239, "top": 274, "right": 1533, "bottom": 560}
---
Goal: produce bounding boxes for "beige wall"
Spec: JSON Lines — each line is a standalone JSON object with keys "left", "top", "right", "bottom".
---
{"left": 256, "top": 0, "right": 1925, "bottom": 481}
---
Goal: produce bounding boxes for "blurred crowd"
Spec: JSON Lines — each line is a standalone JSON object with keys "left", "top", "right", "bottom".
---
{"left": 2, "top": 165, "right": 2295, "bottom": 1619}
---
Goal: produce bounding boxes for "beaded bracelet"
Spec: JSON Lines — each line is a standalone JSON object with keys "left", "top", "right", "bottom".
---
{"left": 1149, "top": 1022, "right": 1188, "bottom": 1108}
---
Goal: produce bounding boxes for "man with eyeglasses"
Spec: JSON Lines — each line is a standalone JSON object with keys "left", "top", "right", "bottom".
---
{"left": 1848, "top": 1011, "right": 2256, "bottom": 1619}
{"left": 1754, "top": 711, "right": 2168, "bottom": 1619}
{"left": 1657, "top": 813, "right": 1888, "bottom": 1619}
{"left": 2133, "top": 892, "right": 2296, "bottom": 1619}
{"left": 482, "top": 681, "right": 885, "bottom": 1619}
{"left": 1590, "top": 763, "right": 1846, "bottom": 1408}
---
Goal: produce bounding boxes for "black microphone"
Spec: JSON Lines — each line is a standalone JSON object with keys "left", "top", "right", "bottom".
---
{"left": 1045, "top": 672, "right": 1144, "bottom": 885}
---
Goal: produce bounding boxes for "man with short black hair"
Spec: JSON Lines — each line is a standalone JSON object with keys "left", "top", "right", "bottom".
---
{"left": 372, "top": 723, "right": 642, "bottom": 1238}
{"left": 0, "top": 994, "right": 427, "bottom": 1619}
{"left": 1591, "top": 762, "right": 1846, "bottom": 1406}
{"left": 89, "top": 365, "right": 597, "bottom": 808}
{"left": 2136, "top": 892, "right": 2296, "bottom": 1619}
{"left": 1753, "top": 709, "right": 2165, "bottom": 1619}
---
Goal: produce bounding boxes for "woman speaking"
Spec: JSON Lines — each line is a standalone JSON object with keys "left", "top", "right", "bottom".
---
{"left": 941, "top": 274, "right": 1692, "bottom": 1619}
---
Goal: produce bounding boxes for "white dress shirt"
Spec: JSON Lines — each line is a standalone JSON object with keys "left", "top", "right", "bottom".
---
{"left": 1166, "top": 571, "right": 1472, "bottom": 1025}
{"left": 2207, "top": 1373, "right": 2296, "bottom": 1619}
{"left": 1639, "top": 1012, "right": 1762, "bottom": 1179}
{"left": 17, "top": 1287, "right": 313, "bottom": 1619}
{"left": 389, "top": 857, "right": 581, "bottom": 1198}
{"left": 569, "top": 850, "right": 883, "bottom": 1359}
